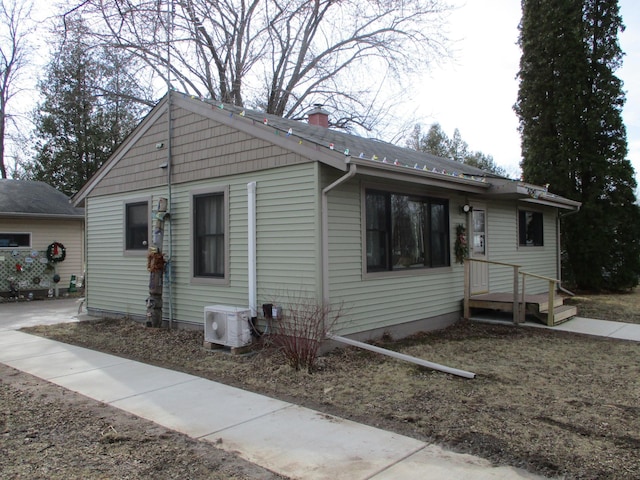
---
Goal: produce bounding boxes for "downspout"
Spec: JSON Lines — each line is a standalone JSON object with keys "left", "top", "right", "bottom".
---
{"left": 320, "top": 163, "right": 476, "bottom": 380}
{"left": 248, "top": 181, "right": 257, "bottom": 318}
{"left": 321, "top": 161, "right": 357, "bottom": 305}
{"left": 557, "top": 205, "right": 581, "bottom": 296}
{"left": 328, "top": 334, "right": 476, "bottom": 379}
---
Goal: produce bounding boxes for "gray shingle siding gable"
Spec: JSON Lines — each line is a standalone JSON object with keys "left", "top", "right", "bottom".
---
{"left": 89, "top": 101, "right": 313, "bottom": 199}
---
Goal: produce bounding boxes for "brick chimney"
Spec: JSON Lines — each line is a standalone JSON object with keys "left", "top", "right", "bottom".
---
{"left": 308, "top": 104, "right": 329, "bottom": 128}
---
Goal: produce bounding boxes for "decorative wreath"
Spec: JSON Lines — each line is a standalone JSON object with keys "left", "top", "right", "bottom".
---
{"left": 47, "top": 242, "right": 66, "bottom": 263}
{"left": 454, "top": 224, "right": 469, "bottom": 265}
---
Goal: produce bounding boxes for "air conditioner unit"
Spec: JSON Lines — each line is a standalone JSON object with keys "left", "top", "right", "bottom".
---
{"left": 204, "top": 305, "right": 252, "bottom": 348}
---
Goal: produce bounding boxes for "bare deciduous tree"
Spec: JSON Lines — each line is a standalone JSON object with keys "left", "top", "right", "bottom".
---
{"left": 66, "top": 0, "right": 451, "bottom": 130}
{"left": 0, "top": 0, "right": 34, "bottom": 178}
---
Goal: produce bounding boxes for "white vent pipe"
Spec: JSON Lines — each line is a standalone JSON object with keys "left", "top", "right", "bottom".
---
{"left": 328, "top": 334, "right": 476, "bottom": 379}
{"left": 248, "top": 181, "right": 257, "bottom": 318}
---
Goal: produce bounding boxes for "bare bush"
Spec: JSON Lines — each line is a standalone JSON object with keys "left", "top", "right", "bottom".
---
{"left": 266, "top": 292, "right": 343, "bottom": 372}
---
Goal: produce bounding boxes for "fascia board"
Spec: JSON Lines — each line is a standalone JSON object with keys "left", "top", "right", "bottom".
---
{"left": 350, "top": 160, "right": 490, "bottom": 194}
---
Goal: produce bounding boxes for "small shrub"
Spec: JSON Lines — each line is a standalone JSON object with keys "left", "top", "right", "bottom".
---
{"left": 267, "top": 292, "right": 343, "bottom": 372}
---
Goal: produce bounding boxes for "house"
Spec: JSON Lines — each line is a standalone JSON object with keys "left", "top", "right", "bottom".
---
{"left": 72, "top": 91, "right": 580, "bottom": 340}
{"left": 0, "top": 180, "right": 85, "bottom": 299}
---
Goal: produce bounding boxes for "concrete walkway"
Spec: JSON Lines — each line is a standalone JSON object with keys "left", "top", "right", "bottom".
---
{"left": 471, "top": 312, "right": 640, "bottom": 342}
{"left": 4, "top": 299, "right": 637, "bottom": 479}
{"left": 537, "top": 316, "right": 640, "bottom": 341}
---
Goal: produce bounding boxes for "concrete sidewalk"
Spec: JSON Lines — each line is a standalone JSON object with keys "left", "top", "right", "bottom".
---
{"left": 5, "top": 301, "right": 639, "bottom": 479}
{"left": 539, "top": 316, "right": 640, "bottom": 341}
{"left": 0, "top": 300, "right": 544, "bottom": 480}
{"left": 0, "top": 297, "right": 81, "bottom": 330}
{"left": 471, "top": 312, "right": 640, "bottom": 342}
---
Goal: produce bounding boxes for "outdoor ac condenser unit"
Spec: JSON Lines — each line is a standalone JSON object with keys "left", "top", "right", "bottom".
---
{"left": 204, "top": 305, "right": 252, "bottom": 348}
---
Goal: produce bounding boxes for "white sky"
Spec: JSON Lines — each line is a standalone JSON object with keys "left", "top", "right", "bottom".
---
{"left": 418, "top": 0, "right": 640, "bottom": 184}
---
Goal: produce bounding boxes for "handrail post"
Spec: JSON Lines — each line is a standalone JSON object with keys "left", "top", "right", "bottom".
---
{"left": 520, "top": 273, "right": 526, "bottom": 323}
{"left": 512, "top": 265, "right": 519, "bottom": 324}
{"left": 463, "top": 258, "right": 470, "bottom": 319}
{"left": 547, "top": 280, "right": 555, "bottom": 326}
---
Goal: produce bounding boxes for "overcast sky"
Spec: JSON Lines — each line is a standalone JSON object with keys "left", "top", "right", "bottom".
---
{"left": 25, "top": 1, "right": 640, "bottom": 188}
{"left": 418, "top": 0, "right": 640, "bottom": 184}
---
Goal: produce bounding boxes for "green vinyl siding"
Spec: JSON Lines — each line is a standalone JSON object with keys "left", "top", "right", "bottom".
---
{"left": 485, "top": 202, "right": 559, "bottom": 294}
{"left": 86, "top": 194, "right": 152, "bottom": 317}
{"left": 160, "top": 163, "right": 321, "bottom": 324}
{"left": 324, "top": 169, "right": 469, "bottom": 336}
{"left": 85, "top": 163, "right": 321, "bottom": 325}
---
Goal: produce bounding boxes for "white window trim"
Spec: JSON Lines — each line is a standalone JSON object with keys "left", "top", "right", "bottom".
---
{"left": 190, "top": 185, "right": 230, "bottom": 286}
{"left": 0, "top": 232, "right": 32, "bottom": 249}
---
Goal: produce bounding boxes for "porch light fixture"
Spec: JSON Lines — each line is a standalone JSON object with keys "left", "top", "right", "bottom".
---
{"left": 461, "top": 204, "right": 472, "bottom": 214}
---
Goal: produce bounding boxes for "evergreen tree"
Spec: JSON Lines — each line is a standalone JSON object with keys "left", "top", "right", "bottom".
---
{"left": 407, "top": 123, "right": 506, "bottom": 176}
{"left": 26, "top": 18, "right": 148, "bottom": 196}
{"left": 422, "top": 123, "right": 452, "bottom": 158}
{"left": 515, "top": 0, "right": 640, "bottom": 291}
{"left": 449, "top": 128, "right": 469, "bottom": 163}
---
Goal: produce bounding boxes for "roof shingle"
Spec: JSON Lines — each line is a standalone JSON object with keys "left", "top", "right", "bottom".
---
{"left": 0, "top": 180, "right": 84, "bottom": 217}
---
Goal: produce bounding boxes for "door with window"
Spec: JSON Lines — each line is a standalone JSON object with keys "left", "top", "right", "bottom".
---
{"left": 470, "top": 206, "right": 489, "bottom": 294}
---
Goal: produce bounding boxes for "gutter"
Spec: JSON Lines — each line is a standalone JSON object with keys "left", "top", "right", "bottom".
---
{"left": 557, "top": 203, "right": 582, "bottom": 295}
{"left": 321, "top": 161, "right": 357, "bottom": 306}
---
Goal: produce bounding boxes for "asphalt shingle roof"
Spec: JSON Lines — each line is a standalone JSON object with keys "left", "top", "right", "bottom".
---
{"left": 0, "top": 180, "right": 84, "bottom": 217}
{"left": 192, "top": 95, "right": 504, "bottom": 180}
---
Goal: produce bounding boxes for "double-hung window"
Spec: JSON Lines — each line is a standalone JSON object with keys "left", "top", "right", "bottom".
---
{"left": 518, "top": 210, "right": 543, "bottom": 246}
{"left": 366, "top": 190, "right": 450, "bottom": 272}
{"left": 125, "top": 201, "right": 149, "bottom": 252}
{"left": 193, "top": 189, "right": 227, "bottom": 279}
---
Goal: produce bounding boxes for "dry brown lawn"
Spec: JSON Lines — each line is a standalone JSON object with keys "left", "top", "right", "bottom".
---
{"left": 13, "top": 288, "right": 640, "bottom": 480}
{"left": 567, "top": 287, "right": 640, "bottom": 324}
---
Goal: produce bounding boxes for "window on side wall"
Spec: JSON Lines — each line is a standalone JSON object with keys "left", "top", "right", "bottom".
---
{"left": 365, "top": 189, "right": 450, "bottom": 272}
{"left": 193, "top": 189, "right": 227, "bottom": 280}
{"left": 125, "top": 201, "right": 149, "bottom": 251}
{"left": 0, "top": 233, "right": 31, "bottom": 248}
{"left": 519, "top": 210, "right": 543, "bottom": 246}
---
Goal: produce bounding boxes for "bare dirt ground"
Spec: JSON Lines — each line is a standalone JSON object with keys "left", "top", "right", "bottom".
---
{"left": 3, "top": 289, "right": 639, "bottom": 479}
{"left": 0, "top": 363, "right": 285, "bottom": 479}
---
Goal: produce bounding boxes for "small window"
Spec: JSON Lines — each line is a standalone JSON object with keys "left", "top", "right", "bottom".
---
{"left": 365, "top": 189, "right": 450, "bottom": 272}
{"left": 193, "top": 192, "right": 225, "bottom": 278}
{"left": 0, "top": 233, "right": 31, "bottom": 248}
{"left": 519, "top": 210, "right": 543, "bottom": 246}
{"left": 125, "top": 202, "right": 149, "bottom": 250}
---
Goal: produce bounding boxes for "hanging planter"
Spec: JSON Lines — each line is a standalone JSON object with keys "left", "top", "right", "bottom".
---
{"left": 46, "top": 242, "right": 66, "bottom": 263}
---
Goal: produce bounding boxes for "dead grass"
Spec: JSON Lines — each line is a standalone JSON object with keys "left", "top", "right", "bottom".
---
{"left": 567, "top": 287, "right": 640, "bottom": 323}
{"left": 23, "top": 293, "right": 640, "bottom": 480}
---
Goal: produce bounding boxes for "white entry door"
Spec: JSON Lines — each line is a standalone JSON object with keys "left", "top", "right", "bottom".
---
{"left": 470, "top": 206, "right": 489, "bottom": 294}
